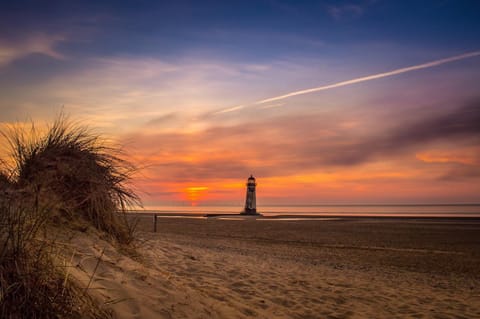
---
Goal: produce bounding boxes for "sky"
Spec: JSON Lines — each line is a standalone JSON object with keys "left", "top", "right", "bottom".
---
{"left": 1, "top": 0, "right": 479, "bottom": 207}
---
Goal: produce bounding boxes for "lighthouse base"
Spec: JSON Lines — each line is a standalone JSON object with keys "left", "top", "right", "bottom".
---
{"left": 241, "top": 208, "right": 261, "bottom": 215}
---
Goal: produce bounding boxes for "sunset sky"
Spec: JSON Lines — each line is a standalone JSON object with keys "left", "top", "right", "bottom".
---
{"left": 1, "top": 0, "right": 479, "bottom": 206}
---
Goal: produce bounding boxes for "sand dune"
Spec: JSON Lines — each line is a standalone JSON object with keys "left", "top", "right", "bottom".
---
{"left": 64, "top": 217, "right": 480, "bottom": 318}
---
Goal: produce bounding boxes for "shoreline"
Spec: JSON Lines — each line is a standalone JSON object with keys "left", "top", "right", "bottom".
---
{"left": 127, "top": 211, "right": 480, "bottom": 220}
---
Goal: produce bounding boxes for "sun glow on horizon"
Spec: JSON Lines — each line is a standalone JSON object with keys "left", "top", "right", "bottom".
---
{"left": 184, "top": 186, "right": 209, "bottom": 206}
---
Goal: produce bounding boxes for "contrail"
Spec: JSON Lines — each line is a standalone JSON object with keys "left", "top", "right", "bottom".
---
{"left": 215, "top": 51, "right": 480, "bottom": 114}
{"left": 215, "top": 104, "right": 245, "bottom": 114}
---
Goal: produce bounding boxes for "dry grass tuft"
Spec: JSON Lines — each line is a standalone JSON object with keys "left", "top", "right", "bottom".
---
{"left": 0, "top": 114, "right": 142, "bottom": 318}
{"left": 1, "top": 198, "right": 69, "bottom": 318}
{"left": 0, "top": 171, "right": 8, "bottom": 183}
{"left": 3, "top": 115, "right": 140, "bottom": 244}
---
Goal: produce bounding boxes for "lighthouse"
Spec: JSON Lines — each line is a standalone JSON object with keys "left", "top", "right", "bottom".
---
{"left": 242, "top": 175, "right": 258, "bottom": 215}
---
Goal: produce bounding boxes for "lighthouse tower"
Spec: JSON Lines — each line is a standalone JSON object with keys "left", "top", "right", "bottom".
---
{"left": 242, "top": 175, "right": 258, "bottom": 215}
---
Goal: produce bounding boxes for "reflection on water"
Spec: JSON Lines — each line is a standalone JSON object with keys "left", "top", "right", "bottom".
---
{"left": 257, "top": 218, "right": 341, "bottom": 221}
{"left": 155, "top": 215, "right": 206, "bottom": 219}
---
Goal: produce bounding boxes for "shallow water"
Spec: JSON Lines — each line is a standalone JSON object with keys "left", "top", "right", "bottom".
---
{"left": 137, "top": 204, "right": 480, "bottom": 218}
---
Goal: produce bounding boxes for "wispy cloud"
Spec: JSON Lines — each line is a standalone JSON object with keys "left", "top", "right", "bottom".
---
{"left": 127, "top": 99, "right": 480, "bottom": 179}
{"left": 315, "top": 101, "right": 480, "bottom": 166}
{"left": 126, "top": 99, "right": 480, "bottom": 204}
{"left": 327, "top": 0, "right": 378, "bottom": 20}
{"left": 215, "top": 51, "right": 480, "bottom": 114}
{"left": 19, "top": 56, "right": 261, "bottom": 129}
{"left": 328, "top": 4, "right": 365, "bottom": 19}
{"left": 145, "top": 113, "right": 179, "bottom": 126}
{"left": 0, "top": 34, "right": 65, "bottom": 66}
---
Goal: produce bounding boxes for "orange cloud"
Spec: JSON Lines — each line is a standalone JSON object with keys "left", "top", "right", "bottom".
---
{"left": 124, "top": 102, "right": 480, "bottom": 206}
{"left": 416, "top": 148, "right": 480, "bottom": 165}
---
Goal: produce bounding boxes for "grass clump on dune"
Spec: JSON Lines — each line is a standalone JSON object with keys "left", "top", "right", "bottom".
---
{"left": 5, "top": 115, "right": 140, "bottom": 244}
{"left": 0, "top": 115, "right": 141, "bottom": 318}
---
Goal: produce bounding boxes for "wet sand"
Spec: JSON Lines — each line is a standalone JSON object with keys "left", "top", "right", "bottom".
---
{"left": 69, "top": 216, "right": 480, "bottom": 318}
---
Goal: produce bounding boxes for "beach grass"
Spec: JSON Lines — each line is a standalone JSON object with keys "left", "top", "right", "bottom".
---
{"left": 0, "top": 115, "right": 141, "bottom": 318}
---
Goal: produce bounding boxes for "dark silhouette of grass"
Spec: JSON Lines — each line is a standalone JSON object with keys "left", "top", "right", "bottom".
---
{"left": 0, "top": 115, "right": 142, "bottom": 318}
{"left": 5, "top": 115, "right": 141, "bottom": 244}
{"left": 0, "top": 170, "right": 9, "bottom": 190}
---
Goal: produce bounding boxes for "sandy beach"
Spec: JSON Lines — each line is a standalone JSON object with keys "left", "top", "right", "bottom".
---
{"left": 62, "top": 216, "right": 480, "bottom": 318}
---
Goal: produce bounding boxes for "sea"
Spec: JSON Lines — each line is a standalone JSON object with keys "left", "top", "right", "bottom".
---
{"left": 138, "top": 204, "right": 480, "bottom": 218}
